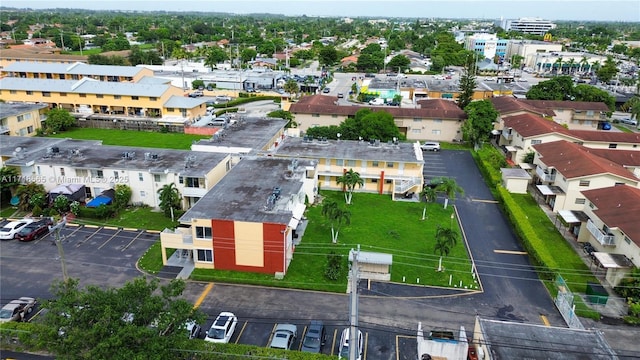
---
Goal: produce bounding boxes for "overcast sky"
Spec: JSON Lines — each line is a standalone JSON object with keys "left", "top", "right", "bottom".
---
{"left": 3, "top": 0, "right": 639, "bottom": 22}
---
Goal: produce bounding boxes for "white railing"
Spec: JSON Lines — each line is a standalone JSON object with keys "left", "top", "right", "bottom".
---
{"left": 536, "top": 166, "right": 556, "bottom": 182}
{"left": 395, "top": 178, "right": 420, "bottom": 193}
{"left": 586, "top": 219, "right": 615, "bottom": 246}
{"left": 501, "top": 129, "right": 513, "bottom": 140}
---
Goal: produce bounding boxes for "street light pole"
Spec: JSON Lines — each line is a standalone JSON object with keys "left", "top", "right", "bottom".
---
{"left": 49, "top": 217, "right": 68, "bottom": 282}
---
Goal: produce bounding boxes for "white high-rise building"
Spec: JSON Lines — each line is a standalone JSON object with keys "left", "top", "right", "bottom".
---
{"left": 501, "top": 18, "right": 557, "bottom": 36}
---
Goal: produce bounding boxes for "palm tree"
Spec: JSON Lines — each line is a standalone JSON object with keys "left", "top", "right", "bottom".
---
{"left": 419, "top": 186, "right": 437, "bottom": 220}
{"left": 15, "top": 182, "right": 46, "bottom": 211}
{"left": 321, "top": 199, "right": 351, "bottom": 244}
{"left": 283, "top": 79, "right": 299, "bottom": 98}
{"left": 336, "top": 169, "right": 364, "bottom": 205}
{"left": 434, "top": 177, "right": 464, "bottom": 209}
{"left": 579, "top": 56, "right": 589, "bottom": 73}
{"left": 566, "top": 58, "right": 576, "bottom": 74}
{"left": 157, "top": 183, "right": 181, "bottom": 221}
{"left": 554, "top": 57, "right": 563, "bottom": 75}
{"left": 434, "top": 225, "right": 459, "bottom": 271}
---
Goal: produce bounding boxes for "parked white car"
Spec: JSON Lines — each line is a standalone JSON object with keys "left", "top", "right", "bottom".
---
{"left": 0, "top": 219, "right": 34, "bottom": 240}
{"left": 205, "top": 312, "right": 237, "bottom": 343}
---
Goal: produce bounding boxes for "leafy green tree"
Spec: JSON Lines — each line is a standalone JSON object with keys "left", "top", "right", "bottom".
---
{"left": 0, "top": 166, "right": 20, "bottom": 199}
{"left": 430, "top": 55, "right": 445, "bottom": 73}
{"left": 44, "top": 108, "right": 75, "bottom": 133}
{"left": 157, "top": 183, "right": 181, "bottom": 220}
{"left": 622, "top": 95, "right": 640, "bottom": 127}
{"left": 88, "top": 54, "right": 127, "bottom": 65}
{"left": 336, "top": 169, "right": 364, "bottom": 205}
{"left": 321, "top": 199, "right": 351, "bottom": 243}
{"left": 434, "top": 177, "right": 464, "bottom": 209}
{"left": 596, "top": 55, "right": 619, "bottom": 83}
{"left": 113, "top": 184, "right": 132, "bottom": 210}
{"left": 457, "top": 53, "right": 477, "bottom": 109}
{"left": 318, "top": 45, "right": 338, "bottom": 66}
{"left": 40, "top": 277, "right": 202, "bottom": 360}
{"left": 53, "top": 194, "right": 70, "bottom": 215}
{"left": 283, "top": 79, "right": 299, "bottom": 97}
{"left": 128, "top": 46, "right": 162, "bottom": 66}
{"left": 267, "top": 110, "right": 296, "bottom": 128}
{"left": 462, "top": 100, "right": 499, "bottom": 148}
{"left": 15, "top": 182, "right": 46, "bottom": 211}
{"left": 240, "top": 48, "right": 257, "bottom": 63}
{"left": 204, "top": 46, "right": 228, "bottom": 70}
{"left": 573, "top": 84, "right": 616, "bottom": 111}
{"left": 387, "top": 55, "right": 410, "bottom": 72}
{"left": 526, "top": 76, "right": 575, "bottom": 101}
{"left": 324, "top": 251, "right": 345, "bottom": 280}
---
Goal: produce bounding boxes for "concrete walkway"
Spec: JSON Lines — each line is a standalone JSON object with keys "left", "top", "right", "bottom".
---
{"left": 164, "top": 250, "right": 195, "bottom": 279}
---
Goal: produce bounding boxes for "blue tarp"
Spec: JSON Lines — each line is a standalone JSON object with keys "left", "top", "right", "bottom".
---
{"left": 86, "top": 195, "right": 112, "bottom": 208}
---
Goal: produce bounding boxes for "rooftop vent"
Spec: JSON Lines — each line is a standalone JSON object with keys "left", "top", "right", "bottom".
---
{"left": 122, "top": 151, "right": 136, "bottom": 160}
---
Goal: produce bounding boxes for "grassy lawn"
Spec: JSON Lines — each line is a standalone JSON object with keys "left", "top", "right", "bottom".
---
{"left": 613, "top": 124, "right": 634, "bottom": 133}
{"left": 191, "top": 191, "right": 476, "bottom": 293}
{"left": 47, "top": 128, "right": 209, "bottom": 150}
{"left": 72, "top": 206, "right": 182, "bottom": 231}
{"left": 510, "top": 194, "right": 598, "bottom": 288}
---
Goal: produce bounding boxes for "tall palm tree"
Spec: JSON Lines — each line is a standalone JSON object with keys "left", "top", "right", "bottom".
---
{"left": 336, "top": 169, "right": 364, "bottom": 205}
{"left": 554, "top": 57, "right": 563, "bottom": 75}
{"left": 419, "top": 186, "right": 437, "bottom": 220}
{"left": 321, "top": 199, "right": 351, "bottom": 244}
{"left": 157, "top": 183, "right": 181, "bottom": 221}
{"left": 579, "top": 56, "right": 589, "bottom": 73}
{"left": 566, "top": 58, "right": 576, "bottom": 74}
{"left": 434, "top": 177, "right": 464, "bottom": 209}
{"left": 434, "top": 224, "right": 459, "bottom": 271}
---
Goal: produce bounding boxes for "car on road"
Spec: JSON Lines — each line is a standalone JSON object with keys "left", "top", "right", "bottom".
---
{"left": 620, "top": 118, "right": 638, "bottom": 126}
{"left": 205, "top": 312, "right": 237, "bottom": 343}
{"left": 368, "top": 98, "right": 385, "bottom": 106}
{"left": 420, "top": 141, "right": 441, "bottom": 152}
{"left": 338, "top": 328, "right": 363, "bottom": 360}
{"left": 188, "top": 91, "right": 204, "bottom": 98}
{"left": 16, "top": 218, "right": 53, "bottom": 242}
{"left": 301, "top": 320, "right": 326, "bottom": 353}
{"left": 269, "top": 323, "right": 297, "bottom": 350}
{"left": 387, "top": 100, "right": 400, "bottom": 106}
{"left": 0, "top": 219, "right": 34, "bottom": 240}
{"left": 0, "top": 297, "right": 37, "bottom": 323}
{"left": 322, "top": 87, "right": 331, "bottom": 93}
{"left": 364, "top": 73, "right": 375, "bottom": 78}
{"left": 337, "top": 93, "right": 344, "bottom": 98}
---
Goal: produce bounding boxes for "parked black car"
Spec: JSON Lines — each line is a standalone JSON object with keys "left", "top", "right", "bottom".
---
{"left": 301, "top": 320, "right": 326, "bottom": 353}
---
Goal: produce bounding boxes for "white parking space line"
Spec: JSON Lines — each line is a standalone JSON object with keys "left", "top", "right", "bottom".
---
{"left": 98, "top": 228, "right": 123, "bottom": 250}
{"left": 74, "top": 226, "right": 103, "bottom": 247}
{"left": 120, "top": 230, "right": 146, "bottom": 252}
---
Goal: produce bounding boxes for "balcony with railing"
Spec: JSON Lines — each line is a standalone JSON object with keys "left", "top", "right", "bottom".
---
{"left": 586, "top": 219, "right": 616, "bottom": 246}
{"left": 394, "top": 177, "right": 421, "bottom": 193}
{"left": 501, "top": 128, "right": 513, "bottom": 140}
{"left": 160, "top": 227, "right": 193, "bottom": 247}
{"left": 536, "top": 166, "right": 556, "bottom": 182}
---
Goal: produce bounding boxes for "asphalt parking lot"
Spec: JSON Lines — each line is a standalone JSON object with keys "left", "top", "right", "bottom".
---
{"left": 0, "top": 222, "right": 158, "bottom": 302}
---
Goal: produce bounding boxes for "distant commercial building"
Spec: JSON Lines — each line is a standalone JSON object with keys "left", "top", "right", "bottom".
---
{"left": 500, "top": 17, "right": 557, "bottom": 36}
{"left": 505, "top": 40, "right": 563, "bottom": 67}
{"left": 465, "top": 33, "right": 508, "bottom": 60}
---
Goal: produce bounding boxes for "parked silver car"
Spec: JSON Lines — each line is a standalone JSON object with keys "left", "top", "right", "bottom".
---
{"left": 269, "top": 323, "right": 297, "bottom": 350}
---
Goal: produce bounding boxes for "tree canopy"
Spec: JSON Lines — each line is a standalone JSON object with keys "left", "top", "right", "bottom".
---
{"left": 305, "top": 108, "right": 403, "bottom": 142}
{"left": 461, "top": 100, "right": 498, "bottom": 147}
{"left": 44, "top": 108, "right": 76, "bottom": 133}
{"left": 525, "top": 76, "right": 616, "bottom": 110}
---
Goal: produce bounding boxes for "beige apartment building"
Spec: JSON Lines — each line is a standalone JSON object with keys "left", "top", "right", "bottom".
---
{"left": 0, "top": 102, "right": 48, "bottom": 137}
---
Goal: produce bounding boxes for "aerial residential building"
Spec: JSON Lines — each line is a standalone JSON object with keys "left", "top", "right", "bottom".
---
{"left": 160, "top": 156, "right": 318, "bottom": 275}
{"left": 266, "top": 136, "right": 425, "bottom": 199}
{"left": 1, "top": 61, "right": 154, "bottom": 82}
{"left": 0, "top": 102, "right": 48, "bottom": 137}
{"left": 579, "top": 185, "right": 640, "bottom": 286}
{"left": 531, "top": 140, "right": 639, "bottom": 212}
{"left": 500, "top": 17, "right": 557, "bottom": 36}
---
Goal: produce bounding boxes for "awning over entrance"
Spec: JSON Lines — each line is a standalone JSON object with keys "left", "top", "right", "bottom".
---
{"left": 505, "top": 145, "right": 518, "bottom": 152}
{"left": 288, "top": 203, "right": 306, "bottom": 229}
{"left": 558, "top": 210, "right": 588, "bottom": 224}
{"left": 592, "top": 252, "right": 634, "bottom": 269}
{"left": 537, "top": 184, "right": 554, "bottom": 196}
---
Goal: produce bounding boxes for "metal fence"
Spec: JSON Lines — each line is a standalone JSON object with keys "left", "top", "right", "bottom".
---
{"left": 554, "top": 275, "right": 585, "bottom": 329}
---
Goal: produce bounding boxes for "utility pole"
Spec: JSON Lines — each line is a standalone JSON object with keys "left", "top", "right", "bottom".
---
{"left": 349, "top": 245, "right": 360, "bottom": 360}
{"left": 49, "top": 217, "right": 68, "bottom": 282}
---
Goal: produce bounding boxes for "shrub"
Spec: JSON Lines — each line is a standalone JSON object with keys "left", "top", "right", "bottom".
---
{"left": 324, "top": 251, "right": 344, "bottom": 281}
{"left": 31, "top": 205, "right": 42, "bottom": 217}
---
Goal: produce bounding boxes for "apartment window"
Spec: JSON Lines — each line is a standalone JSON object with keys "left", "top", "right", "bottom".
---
{"left": 372, "top": 161, "right": 379, "bottom": 167}
{"left": 586, "top": 110, "right": 594, "bottom": 116}
{"left": 154, "top": 174, "right": 161, "bottom": 182}
{"left": 347, "top": 160, "right": 356, "bottom": 167}
{"left": 42, "top": 91, "right": 51, "bottom": 97}
{"left": 531, "top": 140, "right": 542, "bottom": 145}
{"left": 624, "top": 236, "right": 631, "bottom": 245}
{"left": 385, "top": 179, "right": 393, "bottom": 184}
{"left": 114, "top": 95, "right": 121, "bottom": 100}
{"left": 179, "top": 176, "right": 184, "bottom": 184}
{"left": 140, "top": 191, "right": 146, "bottom": 197}
{"left": 150, "top": 97, "right": 157, "bottom": 101}
{"left": 412, "top": 129, "right": 422, "bottom": 134}
{"left": 332, "top": 114, "right": 338, "bottom": 118}
{"left": 60, "top": 168, "right": 65, "bottom": 176}
{"left": 433, "top": 119, "right": 443, "bottom": 123}
{"left": 167, "top": 108, "right": 174, "bottom": 112}
{"left": 608, "top": 144, "right": 617, "bottom": 149}
{"left": 336, "top": 159, "right": 344, "bottom": 166}
{"left": 562, "top": 176, "right": 566, "bottom": 182}
{"left": 431, "top": 129, "right": 441, "bottom": 135}
{"left": 79, "top": 93, "right": 86, "bottom": 98}
{"left": 10, "top": 90, "right": 16, "bottom": 94}
{"left": 575, "top": 198, "right": 586, "bottom": 204}
{"left": 60, "top": 92, "right": 67, "bottom": 97}
{"left": 197, "top": 249, "right": 213, "bottom": 262}
{"left": 24, "top": 113, "right": 32, "bottom": 120}
{"left": 312, "top": 114, "right": 320, "bottom": 117}
{"left": 588, "top": 201, "right": 595, "bottom": 209}
{"left": 131, "top": 96, "right": 139, "bottom": 100}
{"left": 27, "top": 126, "right": 34, "bottom": 134}
{"left": 113, "top": 171, "right": 119, "bottom": 180}
{"left": 18, "top": 128, "right": 27, "bottom": 136}
{"left": 579, "top": 180, "right": 590, "bottom": 187}
{"left": 413, "top": 118, "right": 422, "bottom": 122}
{"left": 76, "top": 169, "right": 88, "bottom": 177}
{"left": 614, "top": 182, "right": 625, "bottom": 186}
{"left": 195, "top": 226, "right": 212, "bottom": 239}
{"left": 96, "top": 170, "right": 104, "bottom": 178}
{"left": 371, "top": 179, "right": 378, "bottom": 183}
{"left": 138, "top": 172, "right": 143, "bottom": 181}
{"left": 59, "top": 74, "right": 65, "bottom": 80}
{"left": 96, "top": 94, "right": 103, "bottom": 99}
{"left": 17, "top": 115, "right": 25, "bottom": 122}
{"left": 26, "top": 91, "right": 33, "bottom": 95}
{"left": 387, "top": 162, "right": 394, "bottom": 168}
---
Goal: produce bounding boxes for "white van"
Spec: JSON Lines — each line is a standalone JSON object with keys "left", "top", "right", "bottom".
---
{"left": 368, "top": 98, "right": 384, "bottom": 106}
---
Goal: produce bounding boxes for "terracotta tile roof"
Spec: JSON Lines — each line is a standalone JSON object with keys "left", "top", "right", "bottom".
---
{"left": 503, "top": 113, "right": 574, "bottom": 138}
{"left": 289, "top": 94, "right": 466, "bottom": 120}
{"left": 587, "top": 148, "right": 640, "bottom": 167}
{"left": 581, "top": 185, "right": 640, "bottom": 245}
{"left": 490, "top": 96, "right": 553, "bottom": 116}
{"left": 417, "top": 98, "right": 463, "bottom": 112}
{"left": 570, "top": 130, "right": 640, "bottom": 144}
{"left": 532, "top": 140, "right": 639, "bottom": 182}
{"left": 521, "top": 99, "right": 611, "bottom": 112}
